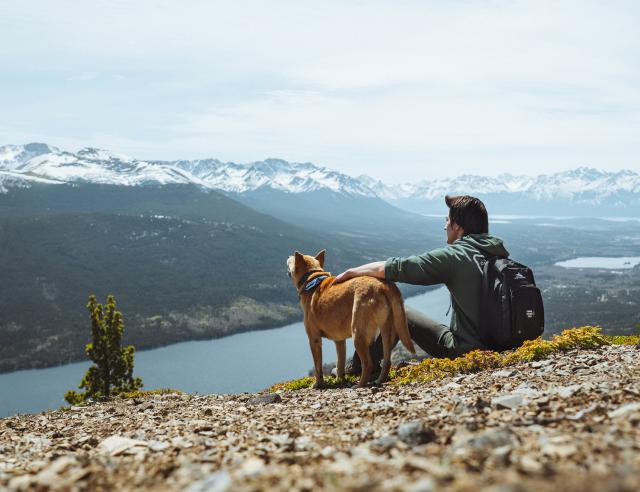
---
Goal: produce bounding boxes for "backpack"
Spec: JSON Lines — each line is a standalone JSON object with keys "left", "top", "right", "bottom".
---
{"left": 479, "top": 256, "right": 545, "bottom": 351}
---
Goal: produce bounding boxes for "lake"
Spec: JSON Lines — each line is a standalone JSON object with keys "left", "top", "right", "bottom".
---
{"left": 555, "top": 256, "right": 640, "bottom": 269}
{"left": 0, "top": 286, "right": 450, "bottom": 417}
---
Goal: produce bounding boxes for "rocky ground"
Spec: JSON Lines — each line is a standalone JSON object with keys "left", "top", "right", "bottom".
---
{"left": 1, "top": 344, "right": 639, "bottom": 492}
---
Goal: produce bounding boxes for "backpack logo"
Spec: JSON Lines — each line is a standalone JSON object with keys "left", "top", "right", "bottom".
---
{"left": 473, "top": 254, "right": 486, "bottom": 274}
{"left": 514, "top": 272, "right": 526, "bottom": 280}
{"left": 526, "top": 309, "right": 535, "bottom": 318}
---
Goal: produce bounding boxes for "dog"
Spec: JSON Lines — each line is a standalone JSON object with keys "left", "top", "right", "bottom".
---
{"left": 286, "top": 250, "right": 415, "bottom": 388}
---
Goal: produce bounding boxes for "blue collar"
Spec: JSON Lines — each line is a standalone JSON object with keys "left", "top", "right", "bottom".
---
{"left": 301, "top": 274, "right": 330, "bottom": 293}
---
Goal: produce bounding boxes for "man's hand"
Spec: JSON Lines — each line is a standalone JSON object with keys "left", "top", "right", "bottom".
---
{"left": 333, "top": 269, "right": 357, "bottom": 284}
{"left": 332, "top": 261, "right": 386, "bottom": 284}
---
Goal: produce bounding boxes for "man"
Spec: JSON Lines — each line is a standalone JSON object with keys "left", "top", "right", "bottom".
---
{"left": 333, "top": 195, "right": 509, "bottom": 371}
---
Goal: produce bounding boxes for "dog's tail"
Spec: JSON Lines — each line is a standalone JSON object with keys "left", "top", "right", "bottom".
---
{"left": 384, "top": 283, "right": 415, "bottom": 354}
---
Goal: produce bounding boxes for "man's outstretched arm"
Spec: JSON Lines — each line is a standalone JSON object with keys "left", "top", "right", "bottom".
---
{"left": 333, "top": 261, "right": 386, "bottom": 284}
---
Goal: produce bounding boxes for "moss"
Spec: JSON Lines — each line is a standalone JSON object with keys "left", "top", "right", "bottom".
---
{"left": 117, "top": 388, "right": 184, "bottom": 399}
{"left": 270, "top": 326, "right": 639, "bottom": 391}
{"left": 270, "top": 375, "right": 358, "bottom": 392}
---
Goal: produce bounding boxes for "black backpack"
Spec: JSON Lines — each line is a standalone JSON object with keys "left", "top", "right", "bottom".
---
{"left": 479, "top": 256, "right": 544, "bottom": 351}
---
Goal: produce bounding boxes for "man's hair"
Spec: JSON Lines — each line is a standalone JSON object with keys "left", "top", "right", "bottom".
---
{"left": 445, "top": 195, "right": 489, "bottom": 235}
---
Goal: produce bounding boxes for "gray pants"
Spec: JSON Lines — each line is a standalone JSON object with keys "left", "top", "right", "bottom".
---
{"left": 350, "top": 306, "right": 457, "bottom": 369}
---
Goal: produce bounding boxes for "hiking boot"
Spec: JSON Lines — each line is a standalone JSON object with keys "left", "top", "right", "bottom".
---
{"left": 345, "top": 357, "right": 382, "bottom": 380}
{"left": 345, "top": 357, "right": 361, "bottom": 376}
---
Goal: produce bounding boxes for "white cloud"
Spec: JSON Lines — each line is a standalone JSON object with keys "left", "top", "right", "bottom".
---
{"left": 1, "top": 0, "right": 639, "bottom": 181}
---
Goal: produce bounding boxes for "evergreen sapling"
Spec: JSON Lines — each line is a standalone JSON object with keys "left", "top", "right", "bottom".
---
{"left": 65, "top": 294, "right": 142, "bottom": 404}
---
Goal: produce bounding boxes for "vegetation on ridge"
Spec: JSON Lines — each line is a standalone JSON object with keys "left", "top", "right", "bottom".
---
{"left": 269, "top": 326, "right": 640, "bottom": 392}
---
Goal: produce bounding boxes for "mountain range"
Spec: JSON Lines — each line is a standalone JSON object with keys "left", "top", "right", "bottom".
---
{"left": 2, "top": 143, "right": 639, "bottom": 216}
{"left": 0, "top": 142, "right": 638, "bottom": 372}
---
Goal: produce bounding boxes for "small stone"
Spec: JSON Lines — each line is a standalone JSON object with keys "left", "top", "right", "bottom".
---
{"left": 491, "top": 394, "right": 526, "bottom": 410}
{"left": 148, "top": 440, "right": 170, "bottom": 452}
{"left": 246, "top": 393, "right": 282, "bottom": 405}
{"left": 608, "top": 402, "right": 640, "bottom": 418}
{"left": 406, "top": 477, "right": 437, "bottom": 492}
{"left": 238, "top": 457, "right": 265, "bottom": 477}
{"left": 369, "top": 435, "right": 398, "bottom": 453}
{"left": 98, "top": 435, "right": 148, "bottom": 456}
{"left": 542, "top": 442, "right": 578, "bottom": 458}
{"left": 518, "top": 454, "right": 543, "bottom": 474}
{"left": 493, "top": 369, "right": 517, "bottom": 378}
{"left": 397, "top": 420, "right": 436, "bottom": 446}
{"left": 185, "top": 470, "right": 231, "bottom": 492}
{"left": 554, "top": 384, "right": 582, "bottom": 398}
{"left": 321, "top": 446, "right": 335, "bottom": 458}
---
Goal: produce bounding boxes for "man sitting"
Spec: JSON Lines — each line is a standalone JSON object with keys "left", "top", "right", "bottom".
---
{"left": 333, "top": 194, "right": 509, "bottom": 371}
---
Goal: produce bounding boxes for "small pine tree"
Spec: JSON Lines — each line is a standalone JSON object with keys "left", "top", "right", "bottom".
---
{"left": 65, "top": 294, "right": 142, "bottom": 405}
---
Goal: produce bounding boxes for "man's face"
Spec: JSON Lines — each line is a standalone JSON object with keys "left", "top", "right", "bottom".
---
{"left": 444, "top": 214, "right": 463, "bottom": 244}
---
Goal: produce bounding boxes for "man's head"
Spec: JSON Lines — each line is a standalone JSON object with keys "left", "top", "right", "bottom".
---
{"left": 444, "top": 195, "right": 489, "bottom": 244}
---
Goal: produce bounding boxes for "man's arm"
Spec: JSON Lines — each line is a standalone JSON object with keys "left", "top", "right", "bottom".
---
{"left": 333, "top": 261, "right": 385, "bottom": 284}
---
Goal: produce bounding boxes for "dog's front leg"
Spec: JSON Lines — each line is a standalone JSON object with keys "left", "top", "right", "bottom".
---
{"left": 335, "top": 340, "right": 346, "bottom": 380}
{"left": 309, "top": 337, "right": 324, "bottom": 389}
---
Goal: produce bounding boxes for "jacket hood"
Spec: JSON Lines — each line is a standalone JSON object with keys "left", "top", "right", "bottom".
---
{"left": 458, "top": 234, "right": 509, "bottom": 258}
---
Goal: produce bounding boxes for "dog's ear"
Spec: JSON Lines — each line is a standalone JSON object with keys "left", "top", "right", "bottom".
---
{"left": 294, "top": 251, "right": 305, "bottom": 271}
{"left": 314, "top": 249, "right": 326, "bottom": 268}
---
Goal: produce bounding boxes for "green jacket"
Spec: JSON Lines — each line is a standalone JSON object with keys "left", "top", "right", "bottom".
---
{"left": 384, "top": 234, "right": 509, "bottom": 354}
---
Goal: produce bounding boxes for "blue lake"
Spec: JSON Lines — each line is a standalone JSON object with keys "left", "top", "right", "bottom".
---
{"left": 555, "top": 256, "right": 640, "bottom": 269}
{"left": 0, "top": 287, "right": 450, "bottom": 417}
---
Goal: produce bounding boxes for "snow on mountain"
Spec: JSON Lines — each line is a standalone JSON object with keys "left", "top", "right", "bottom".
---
{"left": 369, "top": 167, "right": 640, "bottom": 203}
{"left": 170, "top": 158, "right": 372, "bottom": 195}
{"left": 0, "top": 144, "right": 373, "bottom": 196}
{"left": 356, "top": 174, "right": 419, "bottom": 201}
{"left": 1, "top": 143, "right": 638, "bottom": 207}
{"left": 0, "top": 144, "right": 207, "bottom": 189}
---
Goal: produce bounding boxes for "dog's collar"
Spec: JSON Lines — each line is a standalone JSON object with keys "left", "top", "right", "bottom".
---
{"left": 297, "top": 271, "right": 331, "bottom": 296}
{"left": 297, "top": 269, "right": 325, "bottom": 289}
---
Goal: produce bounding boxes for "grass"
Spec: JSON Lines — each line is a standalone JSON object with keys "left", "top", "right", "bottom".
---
{"left": 117, "top": 388, "right": 184, "bottom": 399}
{"left": 269, "top": 326, "right": 640, "bottom": 392}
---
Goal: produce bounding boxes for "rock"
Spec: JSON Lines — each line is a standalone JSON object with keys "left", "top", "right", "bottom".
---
{"left": 553, "top": 384, "right": 582, "bottom": 398}
{"left": 148, "top": 440, "right": 170, "bottom": 452}
{"left": 491, "top": 394, "right": 526, "bottom": 410}
{"left": 447, "top": 427, "right": 520, "bottom": 469}
{"left": 238, "top": 457, "right": 265, "bottom": 478}
{"left": 406, "top": 477, "right": 437, "bottom": 492}
{"left": 512, "top": 384, "right": 541, "bottom": 398}
{"left": 403, "top": 456, "right": 453, "bottom": 481}
{"left": 369, "top": 435, "right": 398, "bottom": 453}
{"left": 396, "top": 420, "right": 436, "bottom": 446}
{"left": 98, "top": 435, "right": 148, "bottom": 456}
{"left": 493, "top": 369, "right": 517, "bottom": 378}
{"left": 246, "top": 393, "right": 282, "bottom": 405}
{"left": 541, "top": 442, "right": 578, "bottom": 459}
{"left": 185, "top": 471, "right": 231, "bottom": 492}
{"left": 608, "top": 401, "right": 640, "bottom": 418}
{"left": 517, "top": 454, "right": 544, "bottom": 475}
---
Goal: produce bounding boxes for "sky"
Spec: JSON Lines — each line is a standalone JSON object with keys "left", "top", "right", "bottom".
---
{"left": 1, "top": 0, "right": 639, "bottom": 183}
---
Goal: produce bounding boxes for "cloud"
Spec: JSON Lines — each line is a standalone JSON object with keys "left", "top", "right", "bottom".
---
{"left": 66, "top": 72, "right": 99, "bottom": 82}
{"left": 0, "top": 0, "right": 639, "bottom": 181}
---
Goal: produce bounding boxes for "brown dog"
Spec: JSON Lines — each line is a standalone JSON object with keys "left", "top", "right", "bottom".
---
{"left": 287, "top": 250, "right": 415, "bottom": 388}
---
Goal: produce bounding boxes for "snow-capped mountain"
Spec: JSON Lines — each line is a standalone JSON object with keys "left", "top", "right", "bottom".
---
{"left": 358, "top": 167, "right": 640, "bottom": 210}
{"left": 0, "top": 143, "right": 371, "bottom": 197}
{"left": 168, "top": 157, "right": 372, "bottom": 195}
{"left": 0, "top": 143, "right": 204, "bottom": 188}
{"left": 2, "top": 143, "right": 639, "bottom": 215}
